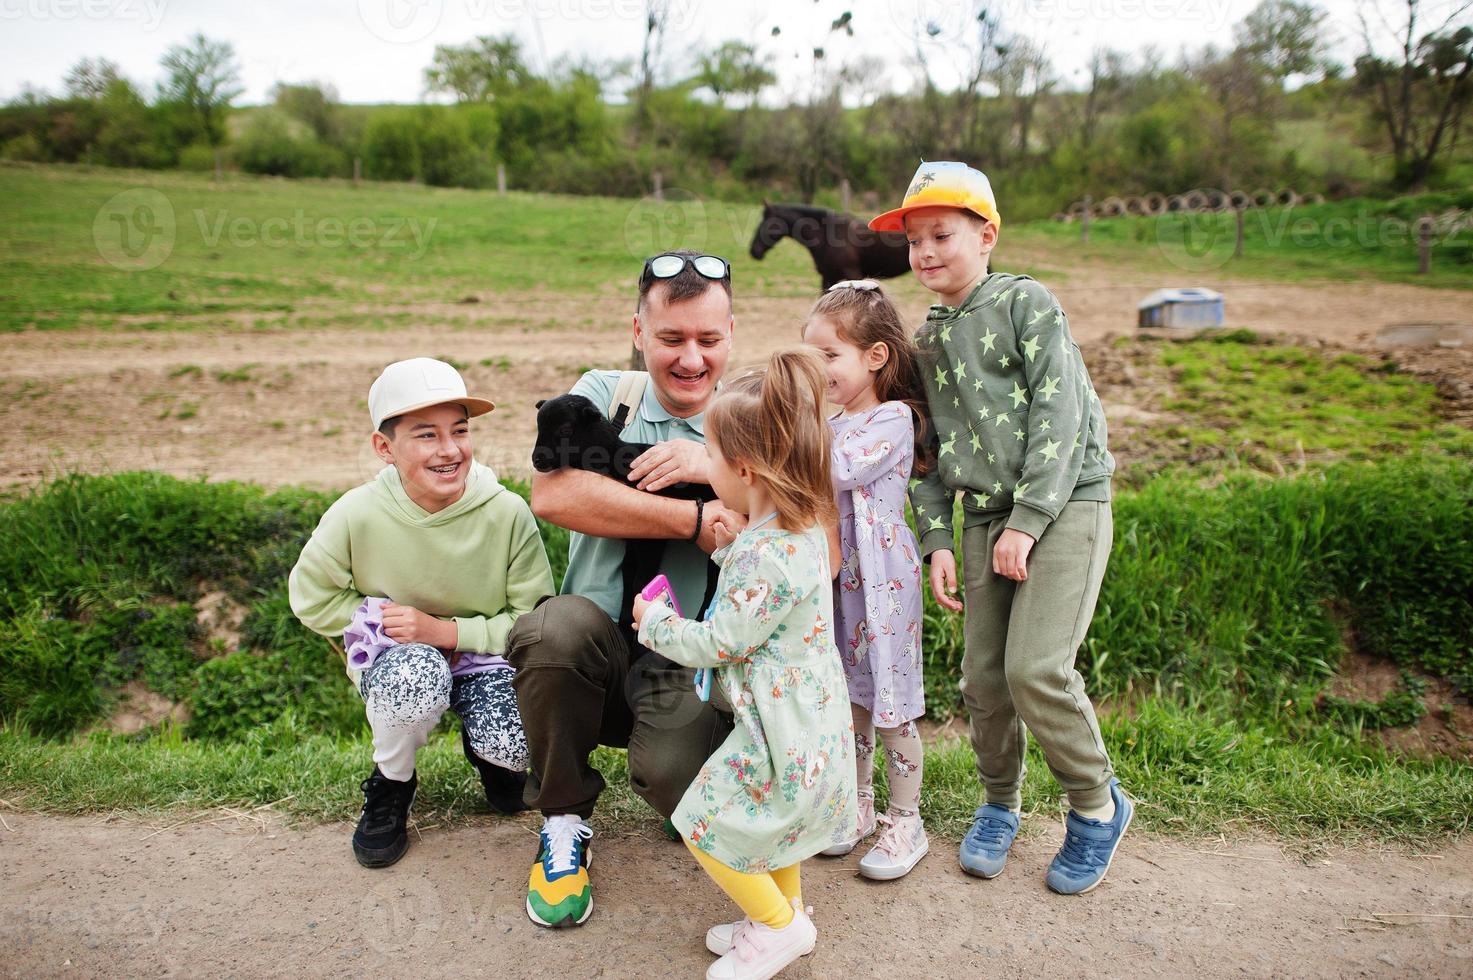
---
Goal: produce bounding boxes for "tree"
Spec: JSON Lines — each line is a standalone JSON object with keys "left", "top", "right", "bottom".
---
{"left": 158, "top": 33, "right": 243, "bottom": 146}
{"left": 902, "top": 2, "right": 1015, "bottom": 166}
{"left": 424, "top": 35, "right": 531, "bottom": 102}
{"left": 1080, "top": 48, "right": 1130, "bottom": 159}
{"left": 1192, "top": 44, "right": 1276, "bottom": 187}
{"left": 995, "top": 37, "right": 1054, "bottom": 159}
{"left": 633, "top": 0, "right": 671, "bottom": 134}
{"left": 1354, "top": 0, "right": 1473, "bottom": 188}
{"left": 64, "top": 57, "right": 124, "bottom": 101}
{"left": 1235, "top": 0, "right": 1330, "bottom": 84}
{"left": 693, "top": 41, "right": 775, "bottom": 109}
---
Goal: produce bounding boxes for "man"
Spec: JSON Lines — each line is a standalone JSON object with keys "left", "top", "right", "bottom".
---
{"left": 507, "top": 250, "right": 745, "bottom": 928}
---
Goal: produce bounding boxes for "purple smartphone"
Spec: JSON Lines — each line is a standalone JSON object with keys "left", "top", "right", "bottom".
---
{"left": 640, "top": 576, "right": 712, "bottom": 701}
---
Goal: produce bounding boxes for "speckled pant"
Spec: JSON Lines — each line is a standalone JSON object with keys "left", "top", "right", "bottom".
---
{"left": 358, "top": 643, "right": 528, "bottom": 782}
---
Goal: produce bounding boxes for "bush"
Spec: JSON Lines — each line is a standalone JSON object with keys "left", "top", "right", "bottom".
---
{"left": 362, "top": 106, "right": 493, "bottom": 188}
{"left": 233, "top": 110, "right": 345, "bottom": 179}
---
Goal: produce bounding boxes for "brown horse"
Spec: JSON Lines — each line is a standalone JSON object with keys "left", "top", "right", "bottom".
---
{"left": 749, "top": 202, "right": 911, "bottom": 291}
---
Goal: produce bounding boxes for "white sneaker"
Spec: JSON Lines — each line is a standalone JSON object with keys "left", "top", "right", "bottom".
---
{"left": 820, "top": 790, "right": 876, "bottom": 856}
{"left": 706, "top": 904, "right": 817, "bottom": 980}
{"left": 857, "top": 811, "right": 929, "bottom": 881}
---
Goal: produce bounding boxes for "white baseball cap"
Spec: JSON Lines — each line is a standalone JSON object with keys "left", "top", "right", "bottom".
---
{"left": 368, "top": 357, "right": 495, "bottom": 431}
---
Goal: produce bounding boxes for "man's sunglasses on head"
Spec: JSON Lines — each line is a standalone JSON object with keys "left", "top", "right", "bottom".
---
{"left": 641, "top": 253, "right": 731, "bottom": 285}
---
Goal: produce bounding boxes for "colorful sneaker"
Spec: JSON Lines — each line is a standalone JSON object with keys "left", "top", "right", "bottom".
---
{"left": 352, "top": 767, "right": 416, "bottom": 869}
{"left": 820, "top": 790, "right": 876, "bottom": 857}
{"left": 1046, "top": 779, "right": 1133, "bottom": 895}
{"left": 858, "top": 811, "right": 929, "bottom": 881}
{"left": 706, "top": 900, "right": 813, "bottom": 957}
{"left": 958, "top": 803, "right": 1019, "bottom": 879}
{"left": 526, "top": 815, "right": 594, "bottom": 927}
{"left": 706, "top": 904, "right": 817, "bottom": 980}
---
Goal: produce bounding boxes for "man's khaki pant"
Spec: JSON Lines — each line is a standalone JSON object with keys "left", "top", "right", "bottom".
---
{"left": 959, "top": 500, "right": 1115, "bottom": 812}
{"left": 507, "top": 594, "right": 732, "bottom": 819}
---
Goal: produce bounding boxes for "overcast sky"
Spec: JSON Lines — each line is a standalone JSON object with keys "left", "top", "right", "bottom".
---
{"left": 1, "top": 0, "right": 1372, "bottom": 104}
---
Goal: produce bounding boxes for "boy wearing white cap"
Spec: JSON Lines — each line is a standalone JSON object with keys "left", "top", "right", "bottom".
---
{"left": 871, "top": 163, "right": 1131, "bottom": 895}
{"left": 289, "top": 357, "right": 554, "bottom": 868}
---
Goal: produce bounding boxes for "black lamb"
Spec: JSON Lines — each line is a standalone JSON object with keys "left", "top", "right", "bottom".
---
{"left": 531, "top": 394, "right": 718, "bottom": 634}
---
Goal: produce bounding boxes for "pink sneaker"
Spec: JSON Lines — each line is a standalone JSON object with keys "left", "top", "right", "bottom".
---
{"left": 857, "top": 811, "right": 929, "bottom": 881}
{"left": 705, "top": 905, "right": 817, "bottom": 980}
{"left": 706, "top": 900, "right": 813, "bottom": 957}
{"left": 820, "top": 790, "right": 875, "bottom": 856}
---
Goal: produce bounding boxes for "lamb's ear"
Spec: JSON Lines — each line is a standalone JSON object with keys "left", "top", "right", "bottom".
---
{"left": 535, "top": 399, "right": 546, "bottom": 409}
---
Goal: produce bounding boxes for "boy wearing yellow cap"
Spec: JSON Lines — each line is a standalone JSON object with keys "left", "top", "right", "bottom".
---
{"left": 872, "top": 162, "right": 1131, "bottom": 895}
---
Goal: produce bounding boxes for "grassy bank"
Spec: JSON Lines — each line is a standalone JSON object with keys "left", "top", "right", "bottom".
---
{"left": 2, "top": 699, "right": 1466, "bottom": 844}
{"left": 1109, "top": 332, "right": 1473, "bottom": 482}
{"left": 1, "top": 457, "right": 1469, "bottom": 842}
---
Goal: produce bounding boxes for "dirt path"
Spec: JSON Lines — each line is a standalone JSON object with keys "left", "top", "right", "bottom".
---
{"left": 2, "top": 811, "right": 1469, "bottom": 978}
{"left": 2, "top": 269, "right": 1469, "bottom": 492}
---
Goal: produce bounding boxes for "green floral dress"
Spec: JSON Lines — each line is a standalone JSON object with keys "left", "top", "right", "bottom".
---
{"left": 638, "top": 523, "right": 860, "bottom": 872}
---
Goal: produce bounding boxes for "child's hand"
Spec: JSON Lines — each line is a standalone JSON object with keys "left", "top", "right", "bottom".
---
{"left": 381, "top": 602, "right": 458, "bottom": 650}
{"left": 631, "top": 592, "right": 668, "bottom": 631}
{"left": 713, "top": 518, "right": 739, "bottom": 550}
{"left": 993, "top": 529, "right": 1036, "bottom": 582}
{"left": 929, "top": 550, "right": 964, "bottom": 613}
{"left": 698, "top": 504, "right": 747, "bottom": 554}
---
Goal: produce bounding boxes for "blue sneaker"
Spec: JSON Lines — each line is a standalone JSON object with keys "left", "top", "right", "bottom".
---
{"left": 1046, "top": 780, "right": 1134, "bottom": 895}
{"left": 959, "top": 803, "right": 1019, "bottom": 878}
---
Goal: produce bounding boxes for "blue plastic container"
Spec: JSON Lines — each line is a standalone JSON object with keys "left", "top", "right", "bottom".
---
{"left": 1137, "top": 287, "right": 1225, "bottom": 329}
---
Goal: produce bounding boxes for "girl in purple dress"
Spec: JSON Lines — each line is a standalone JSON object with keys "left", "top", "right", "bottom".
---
{"left": 802, "top": 280, "right": 932, "bottom": 881}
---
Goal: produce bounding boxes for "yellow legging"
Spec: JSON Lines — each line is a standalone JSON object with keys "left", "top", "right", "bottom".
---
{"left": 685, "top": 839, "right": 801, "bottom": 929}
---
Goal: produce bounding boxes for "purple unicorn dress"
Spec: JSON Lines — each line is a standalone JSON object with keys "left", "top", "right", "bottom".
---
{"left": 829, "top": 401, "right": 925, "bottom": 726}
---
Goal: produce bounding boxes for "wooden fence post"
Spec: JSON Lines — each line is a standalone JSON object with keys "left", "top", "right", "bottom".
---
{"left": 353, "top": 157, "right": 362, "bottom": 185}
{"left": 840, "top": 178, "right": 851, "bottom": 213}
{"left": 1081, "top": 195, "right": 1092, "bottom": 243}
{"left": 1418, "top": 216, "right": 1433, "bottom": 275}
{"left": 497, "top": 163, "right": 507, "bottom": 195}
{"left": 653, "top": 170, "right": 664, "bottom": 201}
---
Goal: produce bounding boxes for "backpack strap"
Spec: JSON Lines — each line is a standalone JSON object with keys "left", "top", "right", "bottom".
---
{"left": 608, "top": 371, "right": 649, "bottom": 431}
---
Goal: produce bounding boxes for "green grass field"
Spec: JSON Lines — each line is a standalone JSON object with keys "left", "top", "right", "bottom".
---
{"left": 3, "top": 164, "right": 1471, "bottom": 334}
{"left": 1020, "top": 192, "right": 1473, "bottom": 289}
{"left": 0, "top": 163, "right": 827, "bottom": 333}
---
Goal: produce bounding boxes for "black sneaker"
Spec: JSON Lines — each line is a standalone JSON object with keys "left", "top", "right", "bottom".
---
{"left": 460, "top": 726, "right": 529, "bottom": 815}
{"left": 353, "top": 768, "right": 416, "bottom": 868}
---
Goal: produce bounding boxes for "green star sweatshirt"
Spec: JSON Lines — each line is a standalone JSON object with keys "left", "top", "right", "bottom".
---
{"left": 909, "top": 273, "right": 1114, "bottom": 556}
{"left": 288, "top": 462, "right": 554, "bottom": 677}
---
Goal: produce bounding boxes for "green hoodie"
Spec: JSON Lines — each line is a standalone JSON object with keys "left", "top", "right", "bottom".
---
{"left": 288, "top": 462, "right": 553, "bottom": 676}
{"left": 909, "top": 273, "right": 1114, "bottom": 556}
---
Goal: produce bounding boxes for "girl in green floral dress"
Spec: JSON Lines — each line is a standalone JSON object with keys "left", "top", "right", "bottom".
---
{"left": 633, "top": 349, "right": 859, "bottom": 980}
